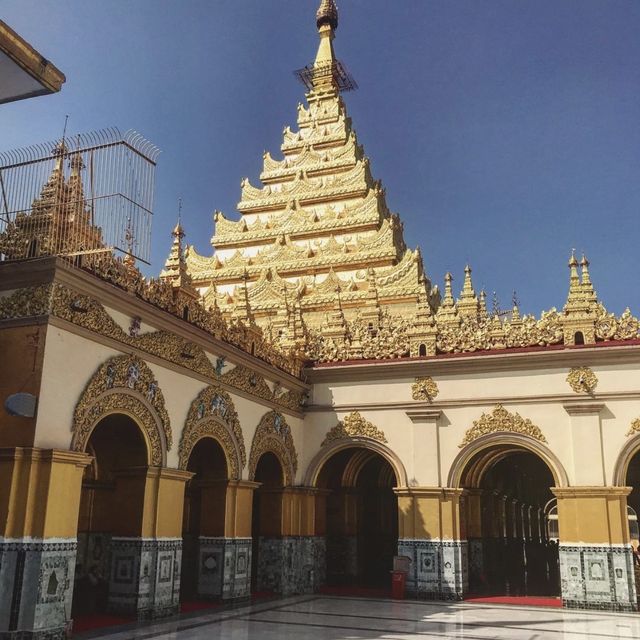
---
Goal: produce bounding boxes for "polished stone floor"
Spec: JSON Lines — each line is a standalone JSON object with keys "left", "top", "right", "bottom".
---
{"left": 80, "top": 596, "right": 640, "bottom": 640}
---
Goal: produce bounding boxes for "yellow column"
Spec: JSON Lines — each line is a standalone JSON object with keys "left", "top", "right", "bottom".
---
{"left": 552, "top": 486, "right": 636, "bottom": 610}
{"left": 395, "top": 487, "right": 467, "bottom": 599}
{"left": 553, "top": 487, "right": 630, "bottom": 546}
{"left": 396, "top": 487, "right": 465, "bottom": 540}
{"left": 112, "top": 466, "right": 192, "bottom": 538}
{"left": 0, "top": 448, "right": 91, "bottom": 636}
{"left": 225, "top": 480, "right": 259, "bottom": 538}
{"left": 0, "top": 447, "right": 91, "bottom": 539}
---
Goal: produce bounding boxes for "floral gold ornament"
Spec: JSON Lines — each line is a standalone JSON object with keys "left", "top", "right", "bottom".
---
{"left": 0, "top": 284, "right": 52, "bottom": 320}
{"left": 411, "top": 376, "right": 438, "bottom": 402}
{"left": 248, "top": 410, "right": 297, "bottom": 485}
{"left": 567, "top": 367, "right": 598, "bottom": 394}
{"left": 322, "top": 411, "right": 387, "bottom": 446}
{"left": 178, "top": 385, "right": 246, "bottom": 476}
{"left": 626, "top": 418, "right": 640, "bottom": 438}
{"left": 459, "top": 404, "right": 548, "bottom": 447}
{"left": 72, "top": 354, "right": 172, "bottom": 465}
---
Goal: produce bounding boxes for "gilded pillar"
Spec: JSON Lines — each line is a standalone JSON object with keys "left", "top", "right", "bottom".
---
{"left": 0, "top": 448, "right": 91, "bottom": 640}
{"left": 553, "top": 486, "right": 636, "bottom": 611}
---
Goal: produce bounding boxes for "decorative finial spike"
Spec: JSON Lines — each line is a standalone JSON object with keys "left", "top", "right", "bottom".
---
{"left": 316, "top": 0, "right": 338, "bottom": 31}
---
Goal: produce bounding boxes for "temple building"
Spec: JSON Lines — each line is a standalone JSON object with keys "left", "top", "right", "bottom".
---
{"left": 2, "top": 3, "right": 640, "bottom": 639}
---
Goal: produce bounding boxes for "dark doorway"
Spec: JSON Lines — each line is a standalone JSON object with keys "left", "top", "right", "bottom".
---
{"left": 181, "top": 437, "right": 228, "bottom": 603}
{"left": 72, "top": 414, "right": 147, "bottom": 620}
{"left": 318, "top": 447, "right": 398, "bottom": 588}
{"left": 251, "top": 452, "right": 284, "bottom": 593}
{"left": 463, "top": 448, "right": 560, "bottom": 598}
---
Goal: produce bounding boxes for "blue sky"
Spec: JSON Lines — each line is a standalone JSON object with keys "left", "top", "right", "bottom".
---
{"left": 3, "top": 1, "right": 640, "bottom": 315}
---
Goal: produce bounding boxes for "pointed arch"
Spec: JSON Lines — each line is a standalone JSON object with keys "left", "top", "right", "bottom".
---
{"left": 248, "top": 411, "right": 297, "bottom": 485}
{"left": 72, "top": 354, "right": 170, "bottom": 466}
{"left": 178, "top": 385, "right": 246, "bottom": 479}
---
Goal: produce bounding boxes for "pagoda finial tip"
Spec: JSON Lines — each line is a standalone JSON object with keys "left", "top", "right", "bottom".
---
{"left": 316, "top": 0, "right": 338, "bottom": 31}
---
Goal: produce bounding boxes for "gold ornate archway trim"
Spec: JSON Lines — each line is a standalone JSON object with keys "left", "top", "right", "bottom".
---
{"left": 72, "top": 355, "right": 171, "bottom": 466}
{"left": 459, "top": 404, "right": 547, "bottom": 448}
{"left": 248, "top": 411, "right": 297, "bottom": 486}
{"left": 322, "top": 411, "right": 387, "bottom": 446}
{"left": 72, "top": 391, "right": 164, "bottom": 466}
{"left": 178, "top": 385, "right": 246, "bottom": 479}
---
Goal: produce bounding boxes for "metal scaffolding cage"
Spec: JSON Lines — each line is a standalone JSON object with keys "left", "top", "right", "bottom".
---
{"left": 0, "top": 128, "right": 160, "bottom": 264}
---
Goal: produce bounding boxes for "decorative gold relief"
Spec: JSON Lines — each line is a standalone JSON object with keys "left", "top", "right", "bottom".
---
{"left": 221, "top": 366, "right": 273, "bottom": 402}
{"left": 322, "top": 411, "right": 387, "bottom": 446}
{"left": 248, "top": 410, "right": 298, "bottom": 485}
{"left": 411, "top": 376, "right": 438, "bottom": 402}
{"left": 567, "top": 367, "right": 598, "bottom": 394}
{"left": 626, "top": 418, "right": 640, "bottom": 438}
{"left": 178, "top": 385, "right": 246, "bottom": 476}
{"left": 72, "top": 354, "right": 171, "bottom": 465}
{"left": 73, "top": 392, "right": 164, "bottom": 465}
{"left": 0, "top": 284, "right": 52, "bottom": 320}
{"left": 50, "top": 283, "right": 303, "bottom": 411}
{"left": 459, "top": 405, "right": 548, "bottom": 448}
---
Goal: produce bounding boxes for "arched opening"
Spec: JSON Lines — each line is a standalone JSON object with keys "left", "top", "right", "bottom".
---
{"left": 182, "top": 306, "right": 190, "bottom": 321}
{"left": 418, "top": 344, "right": 427, "bottom": 357}
{"left": 461, "top": 445, "right": 560, "bottom": 599}
{"left": 624, "top": 447, "right": 640, "bottom": 599}
{"left": 316, "top": 447, "right": 399, "bottom": 592}
{"left": 251, "top": 452, "right": 284, "bottom": 594}
{"left": 574, "top": 331, "right": 585, "bottom": 345}
{"left": 72, "top": 413, "right": 148, "bottom": 623}
{"left": 181, "top": 438, "right": 228, "bottom": 605}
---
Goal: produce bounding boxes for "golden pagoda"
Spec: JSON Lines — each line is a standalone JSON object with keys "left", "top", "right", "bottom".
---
{"left": 0, "top": 142, "right": 103, "bottom": 260}
{"left": 185, "top": 0, "right": 438, "bottom": 335}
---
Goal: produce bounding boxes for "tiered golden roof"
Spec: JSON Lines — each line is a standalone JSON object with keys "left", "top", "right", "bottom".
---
{"left": 185, "top": 0, "right": 437, "bottom": 340}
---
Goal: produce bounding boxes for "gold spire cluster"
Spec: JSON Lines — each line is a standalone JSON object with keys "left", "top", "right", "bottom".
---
{"left": 183, "top": 0, "right": 437, "bottom": 346}
{"left": 306, "top": 256, "right": 640, "bottom": 362}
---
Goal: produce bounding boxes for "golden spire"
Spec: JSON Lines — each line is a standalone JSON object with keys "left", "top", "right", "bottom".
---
{"left": 314, "top": 1, "right": 338, "bottom": 77}
{"left": 479, "top": 289, "right": 488, "bottom": 321}
{"left": 436, "top": 272, "right": 460, "bottom": 325}
{"left": 316, "top": 0, "right": 338, "bottom": 31}
{"left": 457, "top": 264, "right": 479, "bottom": 318}
{"left": 442, "top": 272, "right": 455, "bottom": 308}
{"left": 159, "top": 212, "right": 198, "bottom": 299}
{"left": 292, "top": 0, "right": 356, "bottom": 93}
{"left": 580, "top": 254, "right": 597, "bottom": 305}
{"left": 567, "top": 250, "right": 580, "bottom": 299}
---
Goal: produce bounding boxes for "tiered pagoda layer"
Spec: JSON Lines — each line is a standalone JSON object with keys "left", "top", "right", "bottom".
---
{"left": 185, "top": 0, "right": 438, "bottom": 336}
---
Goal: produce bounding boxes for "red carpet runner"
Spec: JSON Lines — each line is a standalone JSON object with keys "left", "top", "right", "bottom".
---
{"left": 465, "top": 595, "right": 563, "bottom": 608}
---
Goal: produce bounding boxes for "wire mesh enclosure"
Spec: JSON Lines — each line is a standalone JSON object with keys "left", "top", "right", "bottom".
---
{"left": 0, "top": 128, "right": 159, "bottom": 264}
